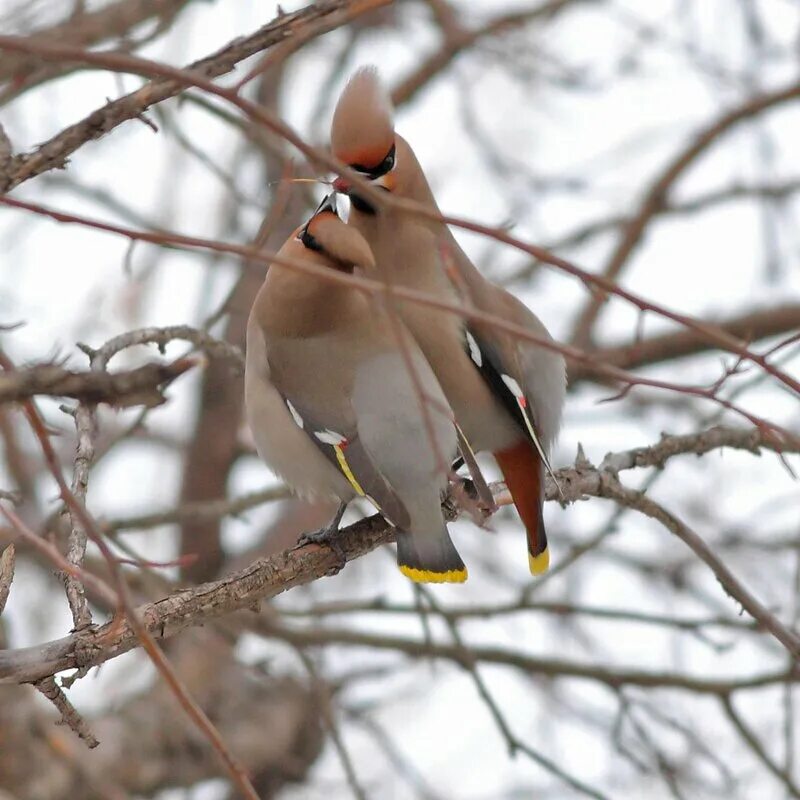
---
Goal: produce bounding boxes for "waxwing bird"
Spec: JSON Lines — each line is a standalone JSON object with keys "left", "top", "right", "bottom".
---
{"left": 330, "top": 67, "right": 566, "bottom": 575}
{"left": 244, "top": 194, "right": 467, "bottom": 583}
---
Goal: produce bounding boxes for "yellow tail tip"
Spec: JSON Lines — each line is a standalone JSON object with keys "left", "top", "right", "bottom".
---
{"left": 399, "top": 565, "right": 468, "bottom": 584}
{"left": 528, "top": 548, "right": 550, "bottom": 575}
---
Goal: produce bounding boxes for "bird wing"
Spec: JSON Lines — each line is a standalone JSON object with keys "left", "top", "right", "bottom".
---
{"left": 351, "top": 350, "right": 465, "bottom": 582}
{"left": 271, "top": 386, "right": 412, "bottom": 530}
{"left": 460, "top": 321, "right": 556, "bottom": 478}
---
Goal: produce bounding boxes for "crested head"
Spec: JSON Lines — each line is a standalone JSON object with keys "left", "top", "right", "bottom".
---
{"left": 330, "top": 71, "right": 435, "bottom": 214}
{"left": 331, "top": 66, "right": 395, "bottom": 169}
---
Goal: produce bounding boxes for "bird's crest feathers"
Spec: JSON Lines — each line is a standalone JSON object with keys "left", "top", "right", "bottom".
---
{"left": 331, "top": 66, "right": 395, "bottom": 168}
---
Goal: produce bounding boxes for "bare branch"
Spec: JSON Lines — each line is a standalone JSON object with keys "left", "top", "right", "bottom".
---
{"left": 391, "top": 0, "right": 592, "bottom": 106}
{"left": 34, "top": 676, "right": 99, "bottom": 749}
{"left": 598, "top": 477, "right": 800, "bottom": 660}
{"left": 720, "top": 694, "right": 800, "bottom": 798}
{"left": 508, "top": 178, "right": 800, "bottom": 283}
{"left": 91, "top": 325, "right": 244, "bottom": 370}
{"left": 0, "top": 359, "right": 195, "bottom": 407}
{"left": 0, "top": 0, "right": 191, "bottom": 100}
{"left": 596, "top": 426, "right": 776, "bottom": 472}
{"left": 255, "top": 618, "right": 797, "bottom": 695}
{"left": 0, "top": 544, "right": 14, "bottom": 616}
{"left": 102, "top": 485, "right": 291, "bottom": 533}
{"left": 60, "top": 402, "right": 95, "bottom": 631}
{"left": 284, "top": 597, "right": 760, "bottom": 634}
{"left": 0, "top": 0, "right": 389, "bottom": 191}
{"left": 571, "top": 81, "right": 800, "bottom": 346}
{"left": 1, "top": 424, "right": 796, "bottom": 685}
{"left": 570, "top": 303, "right": 800, "bottom": 384}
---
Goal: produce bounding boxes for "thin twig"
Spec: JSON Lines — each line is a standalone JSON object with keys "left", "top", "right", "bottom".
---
{"left": 0, "top": 351, "right": 260, "bottom": 799}
{"left": 720, "top": 693, "right": 800, "bottom": 797}
{"left": 34, "top": 675, "right": 100, "bottom": 748}
{"left": 2, "top": 193, "right": 796, "bottom": 443}
{"left": 599, "top": 476, "right": 800, "bottom": 660}
{"left": 0, "top": 543, "right": 14, "bottom": 616}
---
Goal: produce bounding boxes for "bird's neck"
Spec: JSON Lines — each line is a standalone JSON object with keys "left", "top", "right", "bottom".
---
{"left": 256, "top": 266, "right": 360, "bottom": 338}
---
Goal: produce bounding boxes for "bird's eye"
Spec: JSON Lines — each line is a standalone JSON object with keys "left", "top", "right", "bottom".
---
{"left": 376, "top": 147, "right": 395, "bottom": 174}
{"left": 352, "top": 144, "right": 396, "bottom": 179}
{"left": 300, "top": 226, "right": 323, "bottom": 253}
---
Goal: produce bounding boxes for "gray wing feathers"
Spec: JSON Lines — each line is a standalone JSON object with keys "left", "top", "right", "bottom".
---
{"left": 352, "top": 351, "right": 457, "bottom": 537}
{"left": 277, "top": 393, "right": 412, "bottom": 530}
{"left": 517, "top": 313, "right": 566, "bottom": 454}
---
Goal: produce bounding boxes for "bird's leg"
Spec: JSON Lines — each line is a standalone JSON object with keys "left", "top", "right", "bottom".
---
{"left": 454, "top": 426, "right": 497, "bottom": 514}
{"left": 296, "top": 501, "right": 348, "bottom": 570}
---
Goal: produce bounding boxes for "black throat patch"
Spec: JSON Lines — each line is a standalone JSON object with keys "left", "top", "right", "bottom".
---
{"left": 350, "top": 194, "right": 377, "bottom": 215}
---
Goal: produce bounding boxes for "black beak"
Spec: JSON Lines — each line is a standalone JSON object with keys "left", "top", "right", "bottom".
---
{"left": 314, "top": 192, "right": 338, "bottom": 217}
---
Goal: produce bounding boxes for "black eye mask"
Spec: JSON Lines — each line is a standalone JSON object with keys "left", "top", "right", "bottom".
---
{"left": 299, "top": 226, "right": 323, "bottom": 252}
{"left": 351, "top": 143, "right": 396, "bottom": 180}
{"left": 347, "top": 144, "right": 395, "bottom": 216}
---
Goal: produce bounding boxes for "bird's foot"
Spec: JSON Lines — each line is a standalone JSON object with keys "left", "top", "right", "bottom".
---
{"left": 448, "top": 478, "right": 497, "bottom": 525}
{"left": 296, "top": 502, "right": 348, "bottom": 574}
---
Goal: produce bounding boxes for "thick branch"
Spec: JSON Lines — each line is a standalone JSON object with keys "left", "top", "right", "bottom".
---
{"left": 569, "top": 303, "right": 800, "bottom": 384}
{"left": 0, "top": 359, "right": 194, "bottom": 407}
{"left": 0, "top": 424, "right": 796, "bottom": 686}
{"left": 0, "top": 0, "right": 387, "bottom": 192}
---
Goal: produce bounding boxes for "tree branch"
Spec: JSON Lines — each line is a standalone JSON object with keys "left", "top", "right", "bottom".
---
{"left": 34, "top": 676, "right": 99, "bottom": 749}
{"left": 569, "top": 303, "right": 800, "bottom": 384}
{"left": 391, "top": 0, "right": 592, "bottom": 106}
{"left": 253, "top": 618, "right": 798, "bottom": 695}
{"left": 1, "top": 425, "right": 796, "bottom": 686}
{"left": 0, "top": 544, "right": 14, "bottom": 616}
{"left": 0, "top": 358, "right": 195, "bottom": 407}
{"left": 0, "top": 0, "right": 191, "bottom": 100}
{"left": 0, "top": 0, "right": 388, "bottom": 192}
{"left": 571, "top": 79, "right": 800, "bottom": 346}
{"left": 597, "top": 477, "right": 800, "bottom": 660}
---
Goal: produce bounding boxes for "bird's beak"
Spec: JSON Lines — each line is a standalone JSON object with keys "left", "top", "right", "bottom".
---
{"left": 315, "top": 192, "right": 338, "bottom": 216}
{"left": 334, "top": 173, "right": 394, "bottom": 195}
{"left": 333, "top": 176, "right": 350, "bottom": 194}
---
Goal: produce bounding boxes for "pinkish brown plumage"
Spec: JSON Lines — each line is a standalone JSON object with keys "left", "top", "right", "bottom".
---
{"left": 245, "top": 195, "right": 467, "bottom": 582}
{"left": 330, "top": 67, "right": 566, "bottom": 574}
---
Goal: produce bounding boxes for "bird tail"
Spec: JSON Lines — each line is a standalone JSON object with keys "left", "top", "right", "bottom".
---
{"left": 494, "top": 441, "right": 549, "bottom": 575}
{"left": 396, "top": 527, "right": 468, "bottom": 583}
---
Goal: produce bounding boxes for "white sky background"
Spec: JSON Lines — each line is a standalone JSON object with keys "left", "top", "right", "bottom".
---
{"left": 1, "top": 0, "right": 800, "bottom": 798}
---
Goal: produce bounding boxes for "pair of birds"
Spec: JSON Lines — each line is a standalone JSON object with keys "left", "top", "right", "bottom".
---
{"left": 244, "top": 68, "right": 566, "bottom": 583}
